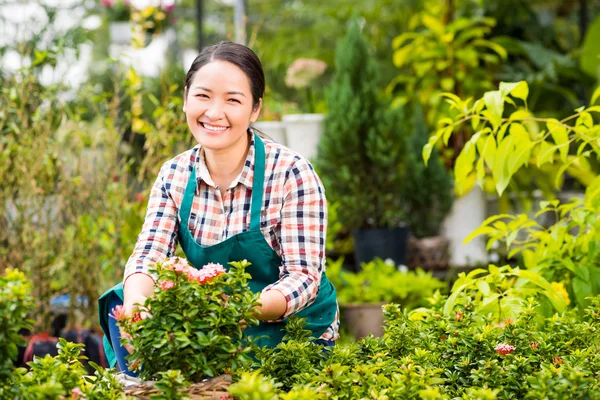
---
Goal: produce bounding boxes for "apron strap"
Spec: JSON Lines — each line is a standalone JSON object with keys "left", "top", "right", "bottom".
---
{"left": 250, "top": 133, "right": 265, "bottom": 231}
{"left": 180, "top": 132, "right": 266, "bottom": 232}
{"left": 180, "top": 167, "right": 196, "bottom": 229}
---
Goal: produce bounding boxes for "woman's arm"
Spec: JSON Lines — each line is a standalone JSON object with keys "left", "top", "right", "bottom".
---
{"left": 122, "top": 162, "right": 180, "bottom": 311}
{"left": 261, "top": 159, "right": 327, "bottom": 320}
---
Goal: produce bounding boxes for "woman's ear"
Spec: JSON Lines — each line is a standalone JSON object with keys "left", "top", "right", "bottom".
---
{"left": 250, "top": 98, "right": 263, "bottom": 123}
{"left": 183, "top": 88, "right": 188, "bottom": 112}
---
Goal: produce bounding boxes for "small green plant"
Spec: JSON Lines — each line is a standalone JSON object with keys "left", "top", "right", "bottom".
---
{"left": 327, "top": 258, "right": 445, "bottom": 306}
{"left": 116, "top": 258, "right": 261, "bottom": 382}
{"left": 151, "top": 370, "right": 189, "bottom": 400}
{"left": 254, "top": 317, "right": 329, "bottom": 391}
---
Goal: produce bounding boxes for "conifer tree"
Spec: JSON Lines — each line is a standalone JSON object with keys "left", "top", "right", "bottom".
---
{"left": 402, "top": 102, "right": 453, "bottom": 238}
{"left": 317, "top": 19, "right": 407, "bottom": 230}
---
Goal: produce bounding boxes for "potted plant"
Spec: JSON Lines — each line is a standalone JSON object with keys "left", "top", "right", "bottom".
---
{"left": 402, "top": 102, "right": 454, "bottom": 271}
{"left": 101, "top": 0, "right": 132, "bottom": 45}
{"left": 317, "top": 19, "right": 410, "bottom": 268}
{"left": 252, "top": 91, "right": 300, "bottom": 146}
{"left": 327, "top": 258, "right": 445, "bottom": 339}
{"left": 282, "top": 58, "right": 328, "bottom": 159}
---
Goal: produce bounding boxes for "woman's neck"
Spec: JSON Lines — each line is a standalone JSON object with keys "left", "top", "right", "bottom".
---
{"left": 203, "top": 132, "right": 251, "bottom": 191}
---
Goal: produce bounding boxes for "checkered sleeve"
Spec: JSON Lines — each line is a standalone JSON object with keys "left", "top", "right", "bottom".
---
{"left": 123, "top": 161, "right": 180, "bottom": 284}
{"left": 263, "top": 158, "right": 327, "bottom": 318}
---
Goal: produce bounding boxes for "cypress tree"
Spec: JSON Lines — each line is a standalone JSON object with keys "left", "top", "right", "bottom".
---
{"left": 402, "top": 102, "right": 454, "bottom": 238}
{"left": 317, "top": 19, "right": 407, "bottom": 230}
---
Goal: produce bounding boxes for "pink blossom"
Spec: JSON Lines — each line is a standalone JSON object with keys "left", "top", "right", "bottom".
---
{"left": 159, "top": 280, "right": 175, "bottom": 290}
{"left": 285, "top": 58, "right": 327, "bottom": 89}
{"left": 163, "top": 4, "right": 175, "bottom": 13}
{"left": 71, "top": 387, "right": 82, "bottom": 400}
{"left": 198, "top": 263, "right": 226, "bottom": 283}
{"left": 495, "top": 343, "right": 516, "bottom": 356}
{"left": 186, "top": 263, "right": 227, "bottom": 284}
{"left": 109, "top": 305, "right": 127, "bottom": 322}
{"left": 163, "top": 257, "right": 192, "bottom": 274}
{"left": 101, "top": 0, "right": 114, "bottom": 6}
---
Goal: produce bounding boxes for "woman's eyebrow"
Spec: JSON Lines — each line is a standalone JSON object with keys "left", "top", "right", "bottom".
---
{"left": 193, "top": 86, "right": 246, "bottom": 97}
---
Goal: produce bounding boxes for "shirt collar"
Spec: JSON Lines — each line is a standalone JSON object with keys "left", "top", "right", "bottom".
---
{"left": 194, "top": 131, "right": 255, "bottom": 190}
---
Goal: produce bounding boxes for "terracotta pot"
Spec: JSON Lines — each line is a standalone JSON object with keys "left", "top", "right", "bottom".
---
{"left": 341, "top": 302, "right": 386, "bottom": 339}
{"left": 406, "top": 235, "right": 450, "bottom": 271}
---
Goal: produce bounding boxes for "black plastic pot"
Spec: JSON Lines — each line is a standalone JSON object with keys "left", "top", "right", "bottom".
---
{"left": 352, "top": 226, "right": 410, "bottom": 270}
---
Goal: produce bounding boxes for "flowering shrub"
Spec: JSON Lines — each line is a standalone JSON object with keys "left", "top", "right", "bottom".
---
{"left": 230, "top": 296, "right": 600, "bottom": 398}
{"left": 115, "top": 258, "right": 261, "bottom": 382}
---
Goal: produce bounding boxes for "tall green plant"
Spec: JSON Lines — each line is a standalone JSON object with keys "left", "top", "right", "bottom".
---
{"left": 402, "top": 102, "right": 453, "bottom": 238}
{"left": 424, "top": 81, "right": 600, "bottom": 314}
{"left": 317, "top": 19, "right": 406, "bottom": 230}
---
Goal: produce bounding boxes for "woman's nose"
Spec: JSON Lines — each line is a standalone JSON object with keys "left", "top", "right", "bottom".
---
{"left": 205, "top": 101, "right": 225, "bottom": 120}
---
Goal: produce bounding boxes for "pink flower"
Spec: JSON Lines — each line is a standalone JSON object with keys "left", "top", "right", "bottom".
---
{"left": 185, "top": 263, "right": 226, "bottom": 284}
{"left": 159, "top": 280, "right": 175, "bottom": 290}
{"left": 495, "top": 343, "right": 516, "bottom": 356}
{"left": 109, "top": 305, "right": 127, "bottom": 322}
{"left": 285, "top": 58, "right": 327, "bottom": 89}
{"left": 163, "top": 4, "right": 175, "bottom": 13}
{"left": 198, "top": 263, "right": 226, "bottom": 283}
{"left": 163, "top": 257, "right": 192, "bottom": 274}
{"left": 101, "top": 0, "right": 114, "bottom": 7}
{"left": 71, "top": 387, "right": 82, "bottom": 400}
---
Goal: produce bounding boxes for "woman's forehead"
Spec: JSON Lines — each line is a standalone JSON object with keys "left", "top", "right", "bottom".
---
{"left": 190, "top": 60, "right": 251, "bottom": 94}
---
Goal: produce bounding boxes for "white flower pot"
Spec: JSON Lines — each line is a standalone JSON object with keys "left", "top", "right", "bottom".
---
{"left": 251, "top": 121, "right": 287, "bottom": 146}
{"left": 441, "top": 185, "right": 488, "bottom": 266}
{"left": 282, "top": 113, "right": 325, "bottom": 160}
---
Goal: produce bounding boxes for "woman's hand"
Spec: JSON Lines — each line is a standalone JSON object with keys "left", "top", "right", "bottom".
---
{"left": 121, "top": 273, "right": 155, "bottom": 353}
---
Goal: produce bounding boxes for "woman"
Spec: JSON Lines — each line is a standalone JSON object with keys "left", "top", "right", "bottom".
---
{"left": 98, "top": 41, "right": 339, "bottom": 375}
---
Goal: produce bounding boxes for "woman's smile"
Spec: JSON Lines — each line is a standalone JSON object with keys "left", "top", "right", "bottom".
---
{"left": 198, "top": 121, "right": 230, "bottom": 135}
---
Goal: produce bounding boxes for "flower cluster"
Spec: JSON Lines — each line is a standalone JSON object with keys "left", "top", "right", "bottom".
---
{"left": 495, "top": 343, "right": 516, "bottom": 356}
{"left": 162, "top": 257, "right": 227, "bottom": 285}
{"left": 285, "top": 58, "right": 327, "bottom": 89}
{"left": 114, "top": 258, "right": 260, "bottom": 382}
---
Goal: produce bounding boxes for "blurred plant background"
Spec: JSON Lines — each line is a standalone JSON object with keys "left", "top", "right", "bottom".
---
{"left": 2, "top": 0, "right": 600, "bottom": 335}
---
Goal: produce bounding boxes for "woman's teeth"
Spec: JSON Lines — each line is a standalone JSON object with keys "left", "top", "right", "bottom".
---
{"left": 201, "top": 122, "right": 228, "bottom": 132}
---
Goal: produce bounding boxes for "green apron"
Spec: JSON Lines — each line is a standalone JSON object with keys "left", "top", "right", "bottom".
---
{"left": 98, "top": 133, "right": 338, "bottom": 368}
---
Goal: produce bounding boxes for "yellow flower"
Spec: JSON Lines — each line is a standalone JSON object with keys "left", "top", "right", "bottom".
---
{"left": 551, "top": 281, "right": 571, "bottom": 306}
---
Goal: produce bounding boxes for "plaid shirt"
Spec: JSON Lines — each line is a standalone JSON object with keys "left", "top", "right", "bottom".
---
{"left": 124, "top": 134, "right": 339, "bottom": 341}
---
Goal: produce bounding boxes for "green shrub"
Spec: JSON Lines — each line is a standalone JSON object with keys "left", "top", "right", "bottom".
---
{"left": 327, "top": 258, "right": 446, "bottom": 306}
{"left": 233, "top": 296, "right": 600, "bottom": 399}
{"left": 0, "top": 269, "right": 34, "bottom": 384}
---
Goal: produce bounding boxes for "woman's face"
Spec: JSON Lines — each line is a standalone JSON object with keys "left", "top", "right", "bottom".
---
{"left": 183, "top": 60, "right": 261, "bottom": 152}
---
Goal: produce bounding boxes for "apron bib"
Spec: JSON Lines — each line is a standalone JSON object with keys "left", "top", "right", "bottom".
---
{"left": 98, "top": 133, "right": 337, "bottom": 368}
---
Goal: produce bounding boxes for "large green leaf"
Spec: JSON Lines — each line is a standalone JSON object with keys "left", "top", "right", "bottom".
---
{"left": 581, "top": 14, "right": 600, "bottom": 79}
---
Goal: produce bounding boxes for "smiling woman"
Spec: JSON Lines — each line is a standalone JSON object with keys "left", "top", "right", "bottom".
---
{"left": 98, "top": 41, "right": 340, "bottom": 376}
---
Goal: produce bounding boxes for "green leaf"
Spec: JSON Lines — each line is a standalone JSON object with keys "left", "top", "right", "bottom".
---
{"left": 511, "top": 81, "right": 529, "bottom": 101}
{"left": 483, "top": 90, "right": 504, "bottom": 120}
{"left": 573, "top": 277, "right": 592, "bottom": 309}
{"left": 536, "top": 141, "right": 556, "bottom": 167}
{"left": 547, "top": 119, "right": 569, "bottom": 161}
{"left": 492, "top": 134, "right": 515, "bottom": 196}
{"left": 591, "top": 86, "right": 600, "bottom": 105}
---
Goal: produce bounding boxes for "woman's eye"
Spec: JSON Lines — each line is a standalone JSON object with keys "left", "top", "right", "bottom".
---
{"left": 196, "top": 94, "right": 208, "bottom": 98}
{"left": 228, "top": 98, "right": 241, "bottom": 103}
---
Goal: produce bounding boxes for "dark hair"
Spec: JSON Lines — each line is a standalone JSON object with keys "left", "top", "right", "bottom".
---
{"left": 184, "top": 41, "right": 265, "bottom": 111}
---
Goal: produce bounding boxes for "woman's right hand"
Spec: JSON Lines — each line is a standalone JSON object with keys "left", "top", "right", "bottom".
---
{"left": 122, "top": 273, "right": 155, "bottom": 353}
